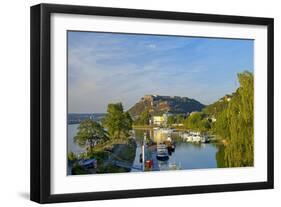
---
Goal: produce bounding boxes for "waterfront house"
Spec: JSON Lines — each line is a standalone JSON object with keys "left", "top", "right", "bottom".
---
{"left": 153, "top": 113, "right": 172, "bottom": 126}
{"left": 153, "top": 115, "right": 165, "bottom": 126}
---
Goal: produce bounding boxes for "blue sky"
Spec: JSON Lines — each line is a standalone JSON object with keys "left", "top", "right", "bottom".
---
{"left": 68, "top": 31, "right": 253, "bottom": 113}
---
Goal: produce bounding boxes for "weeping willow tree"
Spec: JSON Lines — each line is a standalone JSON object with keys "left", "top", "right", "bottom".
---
{"left": 215, "top": 71, "right": 254, "bottom": 167}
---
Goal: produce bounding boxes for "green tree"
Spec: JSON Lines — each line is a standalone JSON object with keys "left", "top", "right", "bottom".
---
{"left": 213, "top": 108, "right": 230, "bottom": 138}
{"left": 167, "top": 115, "right": 176, "bottom": 126}
{"left": 74, "top": 119, "right": 108, "bottom": 153}
{"left": 134, "top": 109, "right": 150, "bottom": 125}
{"left": 67, "top": 151, "right": 77, "bottom": 162}
{"left": 215, "top": 71, "right": 254, "bottom": 167}
{"left": 104, "top": 103, "right": 133, "bottom": 139}
{"left": 175, "top": 114, "right": 185, "bottom": 124}
{"left": 184, "top": 112, "right": 211, "bottom": 131}
{"left": 184, "top": 112, "right": 202, "bottom": 130}
{"left": 123, "top": 111, "right": 133, "bottom": 136}
{"left": 200, "top": 118, "right": 211, "bottom": 131}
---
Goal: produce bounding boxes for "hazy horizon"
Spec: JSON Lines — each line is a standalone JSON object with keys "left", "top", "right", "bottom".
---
{"left": 68, "top": 31, "right": 253, "bottom": 113}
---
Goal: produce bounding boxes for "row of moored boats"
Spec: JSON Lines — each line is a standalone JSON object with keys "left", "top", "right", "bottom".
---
{"left": 181, "top": 131, "right": 210, "bottom": 143}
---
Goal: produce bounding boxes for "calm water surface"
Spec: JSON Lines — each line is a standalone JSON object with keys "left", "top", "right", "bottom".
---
{"left": 68, "top": 125, "right": 219, "bottom": 170}
{"left": 68, "top": 124, "right": 84, "bottom": 153}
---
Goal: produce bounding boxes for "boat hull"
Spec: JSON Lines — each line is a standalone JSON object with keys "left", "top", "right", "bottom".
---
{"left": 156, "top": 155, "right": 169, "bottom": 161}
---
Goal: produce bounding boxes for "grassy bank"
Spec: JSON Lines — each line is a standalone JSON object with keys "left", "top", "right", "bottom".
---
{"left": 97, "top": 140, "right": 136, "bottom": 174}
{"left": 71, "top": 138, "right": 137, "bottom": 175}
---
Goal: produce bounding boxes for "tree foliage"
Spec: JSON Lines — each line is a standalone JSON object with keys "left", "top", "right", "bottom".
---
{"left": 74, "top": 119, "right": 108, "bottom": 153}
{"left": 214, "top": 71, "right": 254, "bottom": 167}
{"left": 203, "top": 97, "right": 229, "bottom": 116}
{"left": 134, "top": 109, "right": 150, "bottom": 125}
{"left": 104, "top": 103, "right": 133, "bottom": 139}
{"left": 213, "top": 108, "right": 230, "bottom": 138}
{"left": 184, "top": 112, "right": 211, "bottom": 131}
{"left": 167, "top": 115, "right": 176, "bottom": 126}
{"left": 67, "top": 151, "right": 78, "bottom": 162}
{"left": 167, "top": 114, "right": 185, "bottom": 126}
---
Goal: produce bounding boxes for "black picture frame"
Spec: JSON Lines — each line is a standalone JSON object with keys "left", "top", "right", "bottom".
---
{"left": 30, "top": 3, "right": 274, "bottom": 204}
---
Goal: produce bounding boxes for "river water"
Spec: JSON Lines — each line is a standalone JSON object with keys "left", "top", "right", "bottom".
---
{"left": 68, "top": 124, "right": 84, "bottom": 154}
{"left": 68, "top": 124, "right": 220, "bottom": 171}
{"left": 132, "top": 129, "right": 218, "bottom": 171}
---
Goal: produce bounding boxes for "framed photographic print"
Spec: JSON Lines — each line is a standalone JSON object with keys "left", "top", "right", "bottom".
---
{"left": 30, "top": 3, "right": 274, "bottom": 203}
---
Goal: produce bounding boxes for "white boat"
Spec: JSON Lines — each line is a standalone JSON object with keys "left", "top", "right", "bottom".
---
{"left": 182, "top": 131, "right": 210, "bottom": 143}
{"left": 192, "top": 134, "right": 201, "bottom": 142}
{"left": 200, "top": 135, "right": 210, "bottom": 143}
{"left": 156, "top": 144, "right": 169, "bottom": 161}
{"left": 182, "top": 132, "right": 189, "bottom": 139}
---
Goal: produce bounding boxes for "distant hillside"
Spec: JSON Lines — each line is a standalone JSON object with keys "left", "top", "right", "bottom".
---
{"left": 203, "top": 94, "right": 234, "bottom": 117}
{"left": 128, "top": 95, "right": 205, "bottom": 118}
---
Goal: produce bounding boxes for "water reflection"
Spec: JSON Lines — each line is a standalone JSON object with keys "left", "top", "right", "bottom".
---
{"left": 133, "top": 129, "right": 219, "bottom": 171}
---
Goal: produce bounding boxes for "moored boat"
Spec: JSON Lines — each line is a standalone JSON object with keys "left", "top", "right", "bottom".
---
{"left": 164, "top": 136, "right": 175, "bottom": 152}
{"left": 182, "top": 131, "right": 211, "bottom": 143}
{"left": 201, "top": 135, "right": 210, "bottom": 143}
{"left": 156, "top": 144, "right": 169, "bottom": 161}
{"left": 78, "top": 158, "right": 97, "bottom": 169}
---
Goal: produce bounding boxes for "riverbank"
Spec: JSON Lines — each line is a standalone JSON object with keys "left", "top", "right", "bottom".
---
{"left": 70, "top": 138, "right": 137, "bottom": 175}
{"left": 97, "top": 140, "right": 137, "bottom": 173}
